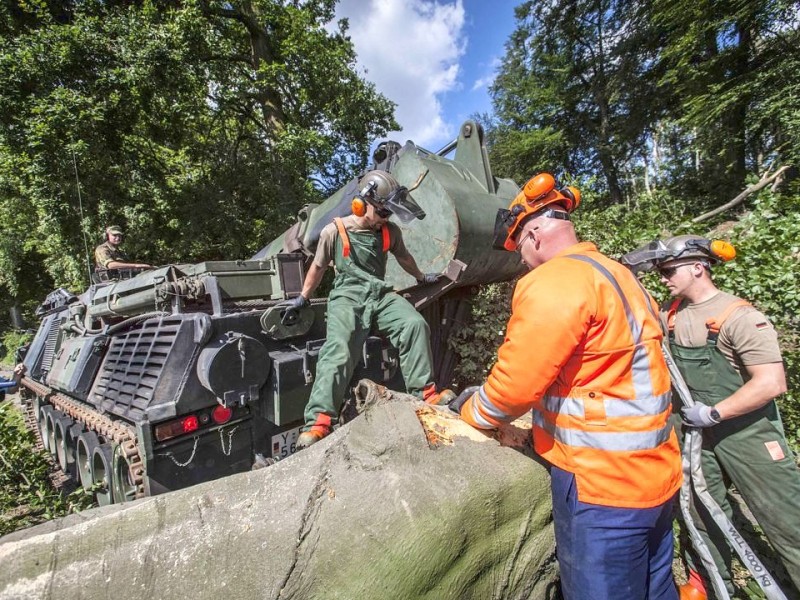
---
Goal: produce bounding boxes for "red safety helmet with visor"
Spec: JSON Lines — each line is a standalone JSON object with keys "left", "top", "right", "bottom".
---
{"left": 492, "top": 173, "right": 581, "bottom": 251}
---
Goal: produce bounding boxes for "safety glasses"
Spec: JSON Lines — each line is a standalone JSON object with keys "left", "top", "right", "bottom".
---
{"left": 375, "top": 206, "right": 392, "bottom": 219}
{"left": 657, "top": 264, "right": 690, "bottom": 278}
{"left": 515, "top": 231, "right": 533, "bottom": 254}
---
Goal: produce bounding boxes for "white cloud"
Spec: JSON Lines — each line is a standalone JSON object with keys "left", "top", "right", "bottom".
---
{"left": 471, "top": 57, "right": 502, "bottom": 91}
{"left": 334, "top": 0, "right": 466, "bottom": 149}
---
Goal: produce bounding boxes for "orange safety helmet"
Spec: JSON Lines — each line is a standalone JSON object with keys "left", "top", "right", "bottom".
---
{"left": 493, "top": 173, "right": 581, "bottom": 251}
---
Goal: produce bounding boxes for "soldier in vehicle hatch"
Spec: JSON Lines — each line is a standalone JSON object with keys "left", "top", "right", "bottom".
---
{"left": 94, "top": 225, "right": 151, "bottom": 279}
{"left": 280, "top": 169, "right": 454, "bottom": 449}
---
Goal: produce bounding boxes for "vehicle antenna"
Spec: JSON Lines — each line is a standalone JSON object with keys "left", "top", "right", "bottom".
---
{"left": 71, "top": 147, "right": 93, "bottom": 284}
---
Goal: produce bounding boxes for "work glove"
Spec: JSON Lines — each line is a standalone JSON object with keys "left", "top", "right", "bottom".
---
{"left": 416, "top": 273, "right": 442, "bottom": 285}
{"left": 681, "top": 404, "right": 721, "bottom": 428}
{"left": 448, "top": 386, "right": 479, "bottom": 416}
{"left": 281, "top": 294, "right": 309, "bottom": 325}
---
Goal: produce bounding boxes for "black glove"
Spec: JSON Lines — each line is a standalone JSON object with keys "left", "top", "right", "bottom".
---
{"left": 448, "top": 386, "right": 479, "bottom": 415}
{"left": 281, "top": 295, "right": 309, "bottom": 325}
{"left": 417, "top": 273, "right": 442, "bottom": 285}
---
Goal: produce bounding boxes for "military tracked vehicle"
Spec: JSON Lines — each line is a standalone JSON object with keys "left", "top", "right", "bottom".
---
{"left": 19, "top": 120, "right": 525, "bottom": 505}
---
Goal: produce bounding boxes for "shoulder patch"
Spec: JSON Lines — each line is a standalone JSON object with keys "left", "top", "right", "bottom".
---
{"left": 755, "top": 321, "right": 770, "bottom": 330}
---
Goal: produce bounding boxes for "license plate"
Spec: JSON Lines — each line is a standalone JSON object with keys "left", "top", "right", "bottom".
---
{"left": 271, "top": 427, "right": 300, "bottom": 460}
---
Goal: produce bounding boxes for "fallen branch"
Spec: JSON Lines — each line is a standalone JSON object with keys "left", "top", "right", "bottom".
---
{"left": 692, "top": 166, "right": 790, "bottom": 223}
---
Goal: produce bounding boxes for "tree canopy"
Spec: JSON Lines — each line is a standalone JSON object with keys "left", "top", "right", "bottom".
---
{"left": 0, "top": 0, "right": 397, "bottom": 316}
{"left": 489, "top": 0, "right": 800, "bottom": 206}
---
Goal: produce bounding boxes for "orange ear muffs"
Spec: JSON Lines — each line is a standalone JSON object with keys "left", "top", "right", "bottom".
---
{"left": 710, "top": 240, "right": 736, "bottom": 262}
{"left": 560, "top": 186, "right": 581, "bottom": 212}
{"left": 351, "top": 196, "right": 367, "bottom": 217}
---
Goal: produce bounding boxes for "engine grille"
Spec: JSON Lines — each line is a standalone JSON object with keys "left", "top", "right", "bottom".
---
{"left": 40, "top": 315, "right": 62, "bottom": 375}
{"left": 90, "top": 317, "right": 182, "bottom": 421}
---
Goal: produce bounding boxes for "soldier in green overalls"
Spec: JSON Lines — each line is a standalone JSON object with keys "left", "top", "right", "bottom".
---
{"left": 281, "top": 170, "right": 450, "bottom": 449}
{"left": 627, "top": 235, "right": 800, "bottom": 599}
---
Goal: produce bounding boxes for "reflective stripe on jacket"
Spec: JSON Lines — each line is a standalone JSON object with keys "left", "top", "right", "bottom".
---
{"left": 461, "top": 242, "right": 682, "bottom": 508}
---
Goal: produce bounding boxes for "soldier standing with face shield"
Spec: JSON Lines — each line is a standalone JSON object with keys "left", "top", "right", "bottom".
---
{"left": 623, "top": 235, "right": 800, "bottom": 600}
{"left": 282, "top": 170, "right": 450, "bottom": 448}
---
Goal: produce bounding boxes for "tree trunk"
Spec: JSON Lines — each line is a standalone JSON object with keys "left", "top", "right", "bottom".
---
{"left": 9, "top": 305, "right": 24, "bottom": 329}
{"left": 0, "top": 382, "right": 558, "bottom": 600}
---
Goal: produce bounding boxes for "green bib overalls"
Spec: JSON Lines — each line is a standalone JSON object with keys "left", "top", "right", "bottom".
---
{"left": 303, "top": 224, "right": 433, "bottom": 429}
{"left": 669, "top": 305, "right": 800, "bottom": 595}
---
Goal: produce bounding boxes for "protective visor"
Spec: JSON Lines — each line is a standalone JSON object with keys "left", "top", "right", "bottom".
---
{"left": 491, "top": 205, "right": 570, "bottom": 251}
{"left": 619, "top": 240, "right": 676, "bottom": 274}
{"left": 492, "top": 205, "right": 525, "bottom": 250}
{"left": 378, "top": 187, "right": 426, "bottom": 224}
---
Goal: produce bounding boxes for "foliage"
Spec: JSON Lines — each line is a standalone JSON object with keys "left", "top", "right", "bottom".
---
{"left": 1, "top": 329, "right": 33, "bottom": 365}
{"left": 0, "top": 0, "right": 397, "bottom": 322}
{"left": 490, "top": 0, "right": 664, "bottom": 204}
{"left": 650, "top": 0, "right": 800, "bottom": 200}
{"left": 0, "top": 401, "right": 93, "bottom": 536}
{"left": 489, "top": 0, "right": 800, "bottom": 207}
{"left": 450, "top": 283, "right": 515, "bottom": 389}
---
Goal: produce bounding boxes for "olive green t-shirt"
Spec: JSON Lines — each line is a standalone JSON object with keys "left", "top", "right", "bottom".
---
{"left": 94, "top": 241, "right": 128, "bottom": 269}
{"left": 312, "top": 216, "right": 412, "bottom": 269}
{"left": 660, "top": 291, "right": 783, "bottom": 376}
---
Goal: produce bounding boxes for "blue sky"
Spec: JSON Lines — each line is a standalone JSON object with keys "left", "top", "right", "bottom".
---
{"left": 334, "top": 0, "right": 519, "bottom": 151}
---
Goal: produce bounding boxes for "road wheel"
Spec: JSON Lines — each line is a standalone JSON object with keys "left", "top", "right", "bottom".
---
{"left": 92, "top": 444, "right": 115, "bottom": 506}
{"left": 38, "top": 405, "right": 53, "bottom": 452}
{"left": 46, "top": 410, "right": 67, "bottom": 459}
{"left": 53, "top": 415, "right": 77, "bottom": 474}
{"left": 112, "top": 446, "right": 140, "bottom": 504}
{"left": 76, "top": 431, "right": 100, "bottom": 492}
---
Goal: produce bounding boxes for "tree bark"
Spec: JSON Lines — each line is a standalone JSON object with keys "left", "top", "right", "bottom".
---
{"left": 0, "top": 381, "right": 557, "bottom": 600}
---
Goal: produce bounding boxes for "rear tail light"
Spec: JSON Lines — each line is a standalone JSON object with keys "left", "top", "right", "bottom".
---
{"left": 212, "top": 405, "right": 233, "bottom": 425}
{"left": 154, "top": 415, "right": 200, "bottom": 442}
{"left": 183, "top": 415, "right": 199, "bottom": 433}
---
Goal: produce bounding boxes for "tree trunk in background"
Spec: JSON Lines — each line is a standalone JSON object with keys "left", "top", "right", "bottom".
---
{"left": 9, "top": 306, "right": 24, "bottom": 329}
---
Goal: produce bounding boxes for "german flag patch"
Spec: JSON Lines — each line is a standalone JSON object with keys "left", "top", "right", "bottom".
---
{"left": 755, "top": 321, "right": 770, "bottom": 330}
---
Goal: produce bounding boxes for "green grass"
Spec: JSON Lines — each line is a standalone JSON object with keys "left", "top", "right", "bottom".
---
{"left": 0, "top": 400, "right": 93, "bottom": 536}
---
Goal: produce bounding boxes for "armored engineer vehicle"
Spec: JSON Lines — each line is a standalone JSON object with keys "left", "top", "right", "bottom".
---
{"left": 19, "top": 120, "right": 526, "bottom": 505}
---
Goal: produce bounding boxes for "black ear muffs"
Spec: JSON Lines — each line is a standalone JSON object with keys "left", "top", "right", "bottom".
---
{"left": 560, "top": 187, "right": 575, "bottom": 204}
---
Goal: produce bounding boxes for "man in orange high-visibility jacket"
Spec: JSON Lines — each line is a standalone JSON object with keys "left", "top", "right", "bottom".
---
{"left": 451, "top": 173, "right": 683, "bottom": 600}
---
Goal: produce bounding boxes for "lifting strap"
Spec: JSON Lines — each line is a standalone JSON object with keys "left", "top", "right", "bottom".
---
{"left": 333, "top": 217, "right": 390, "bottom": 259}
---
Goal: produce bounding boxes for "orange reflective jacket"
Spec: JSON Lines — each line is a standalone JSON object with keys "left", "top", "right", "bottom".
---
{"left": 461, "top": 242, "right": 681, "bottom": 508}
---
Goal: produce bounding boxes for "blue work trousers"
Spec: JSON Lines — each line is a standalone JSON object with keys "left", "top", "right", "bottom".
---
{"left": 551, "top": 466, "right": 678, "bottom": 600}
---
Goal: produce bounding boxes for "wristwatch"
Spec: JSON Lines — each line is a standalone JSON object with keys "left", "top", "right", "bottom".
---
{"left": 710, "top": 407, "right": 722, "bottom": 422}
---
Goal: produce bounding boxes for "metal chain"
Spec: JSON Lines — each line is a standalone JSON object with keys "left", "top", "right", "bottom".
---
{"left": 158, "top": 436, "right": 199, "bottom": 468}
{"left": 219, "top": 425, "right": 239, "bottom": 457}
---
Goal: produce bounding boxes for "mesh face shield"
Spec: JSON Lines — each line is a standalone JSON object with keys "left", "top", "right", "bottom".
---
{"left": 620, "top": 237, "right": 734, "bottom": 273}
{"left": 492, "top": 205, "right": 525, "bottom": 250}
{"left": 491, "top": 205, "right": 570, "bottom": 251}
{"left": 379, "top": 187, "right": 426, "bottom": 223}
{"left": 619, "top": 240, "right": 675, "bottom": 274}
